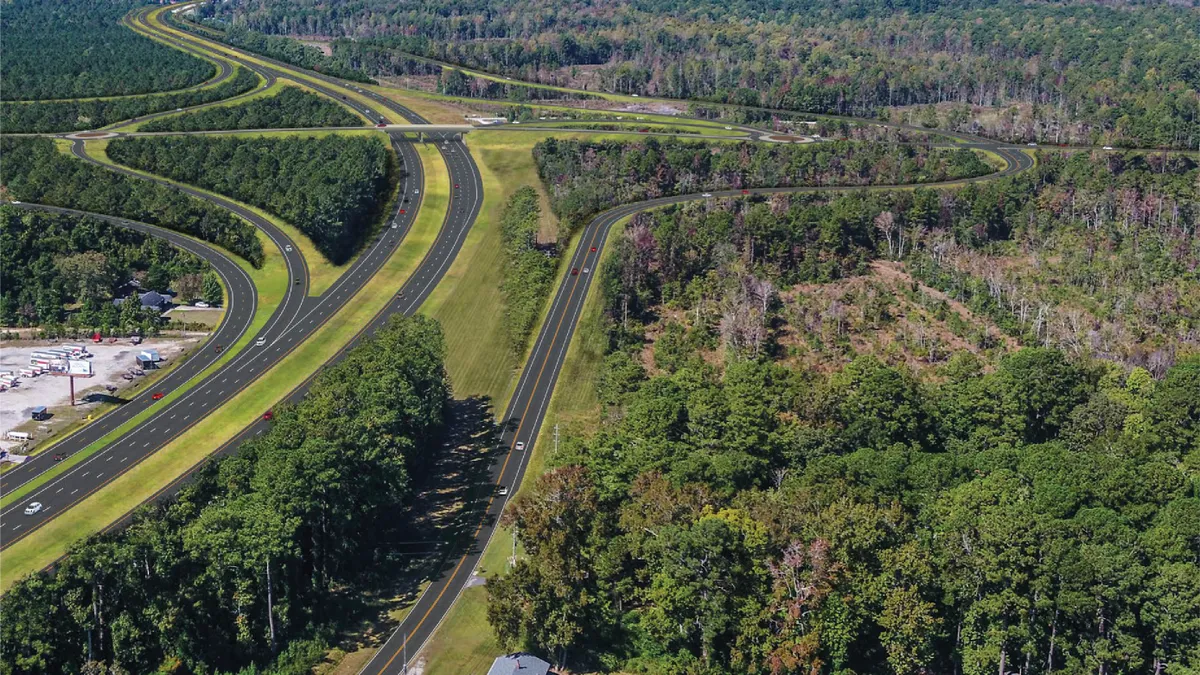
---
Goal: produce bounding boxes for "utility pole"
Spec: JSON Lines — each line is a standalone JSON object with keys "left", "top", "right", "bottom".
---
{"left": 553, "top": 423, "right": 559, "bottom": 455}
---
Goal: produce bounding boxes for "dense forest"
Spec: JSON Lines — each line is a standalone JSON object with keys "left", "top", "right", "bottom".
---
{"left": 0, "top": 207, "right": 218, "bottom": 334}
{"left": 197, "top": 0, "right": 1200, "bottom": 149}
{"left": 500, "top": 186, "right": 557, "bottom": 353}
{"left": 139, "top": 86, "right": 364, "bottom": 132}
{"left": 108, "top": 134, "right": 395, "bottom": 264}
{"left": 482, "top": 147, "right": 1200, "bottom": 673}
{"left": 0, "top": 138, "right": 264, "bottom": 267}
{"left": 1, "top": 0, "right": 212, "bottom": 101}
{"left": 0, "top": 68, "right": 260, "bottom": 134}
{"left": 182, "top": 20, "right": 374, "bottom": 84}
{"left": 0, "top": 315, "right": 450, "bottom": 674}
{"left": 534, "top": 138, "right": 993, "bottom": 232}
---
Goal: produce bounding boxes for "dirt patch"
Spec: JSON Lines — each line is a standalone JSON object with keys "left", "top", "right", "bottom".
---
{"left": 767, "top": 134, "right": 808, "bottom": 142}
{"left": 0, "top": 336, "right": 201, "bottom": 457}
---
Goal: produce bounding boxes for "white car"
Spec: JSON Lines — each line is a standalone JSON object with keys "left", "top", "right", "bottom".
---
{"left": 391, "top": 222, "right": 399, "bottom": 229}
{"left": 176, "top": 108, "right": 183, "bottom": 112}
{"left": 285, "top": 245, "right": 293, "bottom": 252}
{"left": 413, "top": 189, "right": 420, "bottom": 195}
{"left": 195, "top": 301, "right": 210, "bottom": 308}
{"left": 24, "top": 502, "right": 42, "bottom": 516}
{"left": 582, "top": 267, "right": 590, "bottom": 274}
{"left": 1027, "top": 142, "right": 1038, "bottom": 146}
{"left": 1103, "top": 146, "right": 1114, "bottom": 150}
{"left": 724, "top": 126, "right": 733, "bottom": 130}
{"left": 498, "top": 486, "right": 509, "bottom": 496}
{"left": 702, "top": 192, "right": 713, "bottom": 198}
{"left": 514, "top": 441, "right": 526, "bottom": 452}
{"left": 256, "top": 337, "right": 266, "bottom": 347}
{"left": 11, "top": 200, "right": 21, "bottom": 205}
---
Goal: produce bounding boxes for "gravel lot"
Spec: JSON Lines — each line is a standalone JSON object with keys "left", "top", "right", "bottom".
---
{"left": 0, "top": 337, "right": 199, "bottom": 453}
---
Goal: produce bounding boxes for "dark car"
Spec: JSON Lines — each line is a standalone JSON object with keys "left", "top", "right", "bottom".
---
{"left": 263, "top": 410, "right": 274, "bottom": 421}
{"left": 571, "top": 268, "right": 580, "bottom": 276}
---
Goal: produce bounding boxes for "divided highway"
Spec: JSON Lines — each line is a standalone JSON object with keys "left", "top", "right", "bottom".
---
{"left": 2, "top": 4, "right": 485, "bottom": 554}
{"left": 361, "top": 142, "right": 1035, "bottom": 674}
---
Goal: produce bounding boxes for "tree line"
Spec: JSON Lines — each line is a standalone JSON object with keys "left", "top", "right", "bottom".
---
{"left": 0, "top": 138, "right": 264, "bottom": 267}
{"left": 1, "top": 0, "right": 212, "bottom": 102}
{"left": 0, "top": 207, "right": 220, "bottom": 334}
{"left": 0, "top": 315, "right": 451, "bottom": 675}
{"left": 534, "top": 137, "right": 993, "bottom": 233}
{"left": 489, "top": 344, "right": 1200, "bottom": 674}
{"left": 0, "top": 68, "right": 260, "bottom": 134}
{"left": 199, "top": 0, "right": 1200, "bottom": 149}
{"left": 107, "top": 134, "right": 395, "bottom": 265}
{"left": 140, "top": 86, "right": 364, "bottom": 132}
{"left": 500, "top": 187, "right": 557, "bottom": 354}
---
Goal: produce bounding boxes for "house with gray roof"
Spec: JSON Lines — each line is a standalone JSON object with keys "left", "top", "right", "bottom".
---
{"left": 486, "top": 652, "right": 553, "bottom": 675}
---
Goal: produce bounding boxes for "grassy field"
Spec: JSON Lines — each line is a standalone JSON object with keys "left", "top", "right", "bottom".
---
{"left": 0, "top": 145, "right": 448, "bottom": 592}
{"left": 84, "top": 136, "right": 387, "bottom": 297}
{"left": 416, "top": 215, "right": 623, "bottom": 675}
{"left": 416, "top": 133, "right": 559, "bottom": 410}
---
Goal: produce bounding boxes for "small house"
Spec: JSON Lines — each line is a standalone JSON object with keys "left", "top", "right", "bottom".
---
{"left": 486, "top": 653, "right": 553, "bottom": 675}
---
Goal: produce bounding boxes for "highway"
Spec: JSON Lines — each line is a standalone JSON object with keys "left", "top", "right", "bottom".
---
{"left": 1, "top": 2, "right": 1044, "bottom": 667}
{"left": 358, "top": 142, "right": 1034, "bottom": 672}
{"left": 1, "top": 7, "right": 486, "bottom": 557}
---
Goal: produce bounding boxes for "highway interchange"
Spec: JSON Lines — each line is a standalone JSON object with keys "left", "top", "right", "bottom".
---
{"left": 1, "top": 3, "right": 1051, "bottom": 670}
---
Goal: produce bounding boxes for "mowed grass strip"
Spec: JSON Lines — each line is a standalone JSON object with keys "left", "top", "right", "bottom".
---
{"left": 0, "top": 225, "right": 286, "bottom": 510}
{"left": 417, "top": 134, "right": 557, "bottom": 409}
{"left": 145, "top": 6, "right": 402, "bottom": 124}
{"left": 416, "top": 214, "right": 622, "bottom": 675}
{"left": 0, "top": 145, "right": 447, "bottom": 592}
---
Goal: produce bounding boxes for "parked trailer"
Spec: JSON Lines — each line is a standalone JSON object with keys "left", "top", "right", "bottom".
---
{"left": 63, "top": 344, "right": 88, "bottom": 353}
{"left": 30, "top": 351, "right": 58, "bottom": 360}
{"left": 6, "top": 431, "right": 32, "bottom": 441}
{"left": 19, "top": 369, "right": 38, "bottom": 378}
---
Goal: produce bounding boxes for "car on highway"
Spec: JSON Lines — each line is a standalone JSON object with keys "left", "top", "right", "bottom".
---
{"left": 399, "top": 209, "right": 406, "bottom": 214}
{"left": 294, "top": 277, "right": 301, "bottom": 285}
{"left": 214, "top": 344, "right": 223, "bottom": 353}
{"left": 263, "top": 410, "right": 274, "bottom": 421}
{"left": 702, "top": 192, "right": 713, "bottom": 198}
{"left": 742, "top": 189, "right": 750, "bottom": 194}
{"left": 24, "top": 502, "right": 42, "bottom": 516}
{"left": 583, "top": 267, "right": 590, "bottom": 274}
{"left": 454, "top": 184, "right": 459, "bottom": 189}
{"left": 1103, "top": 146, "right": 1114, "bottom": 150}
{"left": 1027, "top": 142, "right": 1038, "bottom": 146}
{"left": 11, "top": 201, "right": 20, "bottom": 205}
{"left": 725, "top": 126, "right": 733, "bottom": 130}
{"left": 151, "top": 391, "right": 165, "bottom": 400}
{"left": 53, "top": 454, "right": 65, "bottom": 462}
{"left": 176, "top": 108, "right": 183, "bottom": 112}
{"left": 256, "top": 337, "right": 267, "bottom": 346}
{"left": 391, "top": 222, "right": 399, "bottom": 229}
{"left": 515, "top": 441, "right": 526, "bottom": 452}
{"left": 498, "top": 485, "right": 509, "bottom": 496}
{"left": 376, "top": 122, "right": 388, "bottom": 128}
{"left": 590, "top": 246, "right": 597, "bottom": 252}
{"left": 413, "top": 189, "right": 420, "bottom": 195}
{"left": 571, "top": 268, "right": 579, "bottom": 276}
{"left": 285, "top": 245, "right": 292, "bottom": 252}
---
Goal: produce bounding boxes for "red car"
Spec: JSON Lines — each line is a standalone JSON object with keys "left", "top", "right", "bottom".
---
{"left": 454, "top": 184, "right": 460, "bottom": 189}
{"left": 376, "top": 122, "right": 388, "bottom": 128}
{"left": 742, "top": 189, "right": 750, "bottom": 195}
{"left": 263, "top": 410, "right": 274, "bottom": 421}
{"left": 399, "top": 209, "right": 406, "bottom": 214}
{"left": 151, "top": 392, "right": 165, "bottom": 400}
{"left": 571, "top": 268, "right": 580, "bottom": 276}
{"left": 590, "top": 246, "right": 598, "bottom": 252}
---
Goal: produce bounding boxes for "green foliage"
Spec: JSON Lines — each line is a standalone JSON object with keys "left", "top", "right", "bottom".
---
{"left": 139, "top": 86, "right": 364, "bottom": 132}
{"left": 0, "top": 137, "right": 264, "bottom": 267}
{"left": 499, "top": 187, "right": 557, "bottom": 353}
{"left": 204, "top": 0, "right": 1200, "bottom": 147}
{"left": 535, "top": 138, "right": 991, "bottom": 232}
{"left": 0, "top": 207, "right": 209, "bottom": 332}
{"left": 0, "top": 68, "right": 259, "bottom": 134}
{"left": 0, "top": 315, "right": 450, "bottom": 674}
{"left": 108, "top": 134, "right": 394, "bottom": 264}
{"left": 0, "top": 0, "right": 212, "bottom": 101}
{"left": 182, "top": 19, "right": 374, "bottom": 84}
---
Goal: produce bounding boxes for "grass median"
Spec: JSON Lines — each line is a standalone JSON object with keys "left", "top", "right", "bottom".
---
{"left": 415, "top": 214, "right": 624, "bottom": 675}
{"left": 0, "top": 144, "right": 448, "bottom": 592}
